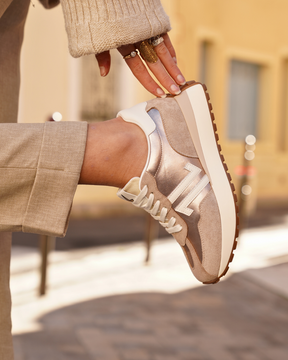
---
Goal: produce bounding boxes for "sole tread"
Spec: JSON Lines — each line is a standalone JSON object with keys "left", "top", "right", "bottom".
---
{"left": 176, "top": 80, "right": 239, "bottom": 284}
{"left": 202, "top": 82, "right": 239, "bottom": 283}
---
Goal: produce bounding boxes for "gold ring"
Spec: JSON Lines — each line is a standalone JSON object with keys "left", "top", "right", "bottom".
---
{"left": 138, "top": 40, "right": 158, "bottom": 63}
{"left": 150, "top": 35, "right": 164, "bottom": 47}
{"left": 123, "top": 50, "right": 138, "bottom": 60}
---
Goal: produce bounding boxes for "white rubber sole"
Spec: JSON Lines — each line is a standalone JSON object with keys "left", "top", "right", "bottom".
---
{"left": 175, "top": 84, "right": 237, "bottom": 277}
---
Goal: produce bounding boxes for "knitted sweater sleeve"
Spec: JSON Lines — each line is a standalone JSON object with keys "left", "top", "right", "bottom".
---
{"left": 59, "top": 0, "right": 171, "bottom": 57}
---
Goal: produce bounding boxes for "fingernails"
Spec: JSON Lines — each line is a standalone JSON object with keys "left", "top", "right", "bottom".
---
{"left": 170, "top": 84, "right": 181, "bottom": 95}
{"left": 100, "top": 66, "right": 107, "bottom": 77}
{"left": 177, "top": 74, "right": 186, "bottom": 85}
{"left": 173, "top": 57, "right": 177, "bottom": 64}
{"left": 156, "top": 88, "right": 166, "bottom": 98}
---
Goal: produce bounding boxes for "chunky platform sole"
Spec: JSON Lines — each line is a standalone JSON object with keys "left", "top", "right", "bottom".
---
{"left": 174, "top": 81, "right": 239, "bottom": 284}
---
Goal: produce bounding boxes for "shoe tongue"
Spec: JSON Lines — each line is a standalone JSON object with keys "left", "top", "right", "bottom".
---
{"left": 117, "top": 177, "right": 140, "bottom": 202}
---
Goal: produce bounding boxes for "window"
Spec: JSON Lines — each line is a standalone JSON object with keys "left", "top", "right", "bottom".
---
{"left": 227, "top": 60, "right": 260, "bottom": 140}
{"left": 199, "top": 41, "right": 212, "bottom": 86}
{"left": 280, "top": 59, "right": 288, "bottom": 151}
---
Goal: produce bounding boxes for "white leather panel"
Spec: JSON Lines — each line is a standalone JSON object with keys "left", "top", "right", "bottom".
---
{"left": 117, "top": 102, "right": 156, "bottom": 136}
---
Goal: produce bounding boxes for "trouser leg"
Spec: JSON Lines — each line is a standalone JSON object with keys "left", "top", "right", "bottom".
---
{"left": 0, "top": 232, "right": 14, "bottom": 360}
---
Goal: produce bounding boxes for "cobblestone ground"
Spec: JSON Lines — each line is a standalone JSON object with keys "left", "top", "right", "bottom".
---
{"left": 13, "top": 270, "right": 288, "bottom": 360}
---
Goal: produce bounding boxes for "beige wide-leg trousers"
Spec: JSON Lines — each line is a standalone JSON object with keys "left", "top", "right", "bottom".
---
{"left": 0, "top": 234, "right": 13, "bottom": 360}
{"left": 0, "top": 2, "right": 30, "bottom": 358}
{"left": 0, "top": 2, "right": 87, "bottom": 359}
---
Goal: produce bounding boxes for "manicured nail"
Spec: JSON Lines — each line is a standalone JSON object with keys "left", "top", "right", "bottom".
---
{"left": 177, "top": 74, "right": 186, "bottom": 85}
{"left": 100, "top": 66, "right": 106, "bottom": 77}
{"left": 170, "top": 84, "right": 181, "bottom": 94}
{"left": 156, "top": 88, "right": 166, "bottom": 98}
{"left": 173, "top": 57, "right": 177, "bottom": 64}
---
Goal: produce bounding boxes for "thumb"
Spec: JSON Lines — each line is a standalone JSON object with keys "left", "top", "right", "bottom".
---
{"left": 95, "top": 51, "right": 111, "bottom": 77}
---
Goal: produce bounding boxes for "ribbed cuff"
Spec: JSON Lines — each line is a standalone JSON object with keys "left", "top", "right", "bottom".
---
{"left": 60, "top": 0, "right": 171, "bottom": 56}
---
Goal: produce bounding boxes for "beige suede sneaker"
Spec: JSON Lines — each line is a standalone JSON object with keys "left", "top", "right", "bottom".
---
{"left": 117, "top": 81, "right": 239, "bottom": 284}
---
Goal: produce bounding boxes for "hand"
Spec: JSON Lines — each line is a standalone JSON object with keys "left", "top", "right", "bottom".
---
{"left": 95, "top": 33, "right": 186, "bottom": 98}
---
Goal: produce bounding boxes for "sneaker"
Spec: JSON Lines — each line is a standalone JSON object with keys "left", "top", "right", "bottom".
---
{"left": 117, "top": 81, "right": 239, "bottom": 284}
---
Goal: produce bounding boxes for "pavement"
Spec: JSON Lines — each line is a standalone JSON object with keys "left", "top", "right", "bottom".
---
{"left": 10, "top": 224, "right": 288, "bottom": 360}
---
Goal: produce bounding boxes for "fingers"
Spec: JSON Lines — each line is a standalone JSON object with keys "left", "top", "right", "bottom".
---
{"left": 133, "top": 37, "right": 183, "bottom": 95}
{"left": 153, "top": 34, "right": 186, "bottom": 86}
{"left": 142, "top": 37, "right": 186, "bottom": 95}
{"left": 117, "top": 34, "right": 186, "bottom": 98}
{"left": 145, "top": 59, "right": 181, "bottom": 95}
{"left": 118, "top": 45, "right": 167, "bottom": 98}
{"left": 95, "top": 51, "right": 111, "bottom": 77}
{"left": 162, "top": 33, "right": 177, "bottom": 64}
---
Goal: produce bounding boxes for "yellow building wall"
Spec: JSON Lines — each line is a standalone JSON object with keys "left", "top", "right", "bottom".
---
{"left": 163, "top": 0, "right": 288, "bottom": 205}
{"left": 19, "top": 4, "right": 69, "bottom": 124}
{"left": 19, "top": 0, "right": 288, "bottom": 212}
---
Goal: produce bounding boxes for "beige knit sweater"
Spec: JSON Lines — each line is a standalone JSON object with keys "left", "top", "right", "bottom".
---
{"left": 40, "top": 0, "right": 171, "bottom": 57}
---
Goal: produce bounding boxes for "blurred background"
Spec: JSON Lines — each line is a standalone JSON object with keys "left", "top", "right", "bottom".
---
{"left": 11, "top": 1, "right": 288, "bottom": 359}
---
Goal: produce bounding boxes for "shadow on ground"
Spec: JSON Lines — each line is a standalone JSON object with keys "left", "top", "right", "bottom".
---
{"left": 12, "top": 215, "right": 168, "bottom": 250}
{"left": 13, "top": 272, "right": 288, "bottom": 360}
{"left": 12, "top": 204, "right": 288, "bottom": 250}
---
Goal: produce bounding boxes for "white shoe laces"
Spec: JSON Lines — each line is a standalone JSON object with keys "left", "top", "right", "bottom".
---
{"left": 132, "top": 185, "right": 182, "bottom": 234}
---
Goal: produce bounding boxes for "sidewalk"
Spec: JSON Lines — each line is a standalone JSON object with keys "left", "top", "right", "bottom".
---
{"left": 11, "top": 225, "right": 288, "bottom": 360}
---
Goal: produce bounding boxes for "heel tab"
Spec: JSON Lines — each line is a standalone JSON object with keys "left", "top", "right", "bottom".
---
{"left": 117, "top": 102, "right": 156, "bottom": 136}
